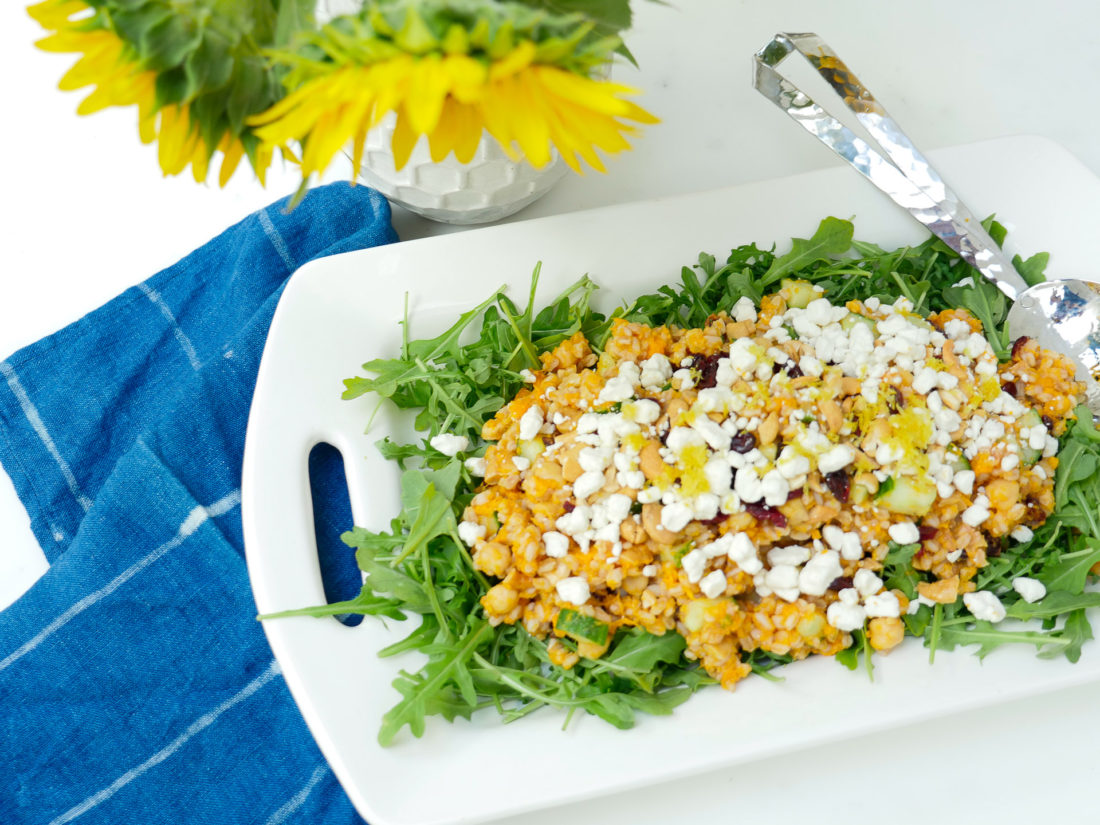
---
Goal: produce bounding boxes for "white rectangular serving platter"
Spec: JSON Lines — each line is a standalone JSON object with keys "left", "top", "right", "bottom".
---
{"left": 242, "top": 135, "right": 1100, "bottom": 825}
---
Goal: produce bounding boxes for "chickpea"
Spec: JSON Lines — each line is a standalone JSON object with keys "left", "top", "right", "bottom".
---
{"left": 482, "top": 583, "right": 519, "bottom": 615}
{"left": 867, "top": 617, "right": 905, "bottom": 652}
{"left": 639, "top": 441, "right": 666, "bottom": 480}
{"left": 918, "top": 575, "right": 959, "bottom": 604}
{"left": 986, "top": 479, "right": 1021, "bottom": 511}
{"left": 665, "top": 398, "right": 689, "bottom": 426}
{"left": 473, "top": 541, "right": 512, "bottom": 578}
{"left": 641, "top": 502, "right": 680, "bottom": 544}
{"left": 560, "top": 443, "right": 585, "bottom": 482}
{"left": 620, "top": 516, "right": 647, "bottom": 545}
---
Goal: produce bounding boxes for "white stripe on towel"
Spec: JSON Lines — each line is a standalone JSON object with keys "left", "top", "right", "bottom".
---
{"left": 263, "top": 764, "right": 330, "bottom": 825}
{"left": 0, "top": 361, "right": 94, "bottom": 513}
{"left": 136, "top": 283, "right": 202, "bottom": 370}
{"left": 47, "top": 659, "right": 282, "bottom": 825}
{"left": 259, "top": 209, "right": 296, "bottom": 272}
{"left": 0, "top": 489, "right": 241, "bottom": 674}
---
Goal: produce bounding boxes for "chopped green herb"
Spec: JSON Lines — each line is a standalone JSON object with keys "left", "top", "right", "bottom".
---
{"left": 874, "top": 476, "right": 896, "bottom": 499}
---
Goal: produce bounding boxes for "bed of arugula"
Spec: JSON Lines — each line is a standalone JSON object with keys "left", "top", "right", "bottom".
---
{"left": 262, "top": 216, "right": 1100, "bottom": 745}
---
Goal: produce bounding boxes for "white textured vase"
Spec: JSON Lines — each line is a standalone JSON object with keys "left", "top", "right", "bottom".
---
{"left": 353, "top": 114, "right": 570, "bottom": 225}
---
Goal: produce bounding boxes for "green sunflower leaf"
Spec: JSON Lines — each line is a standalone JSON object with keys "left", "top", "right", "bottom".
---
{"left": 139, "top": 13, "right": 203, "bottom": 72}
{"left": 274, "top": 0, "right": 316, "bottom": 47}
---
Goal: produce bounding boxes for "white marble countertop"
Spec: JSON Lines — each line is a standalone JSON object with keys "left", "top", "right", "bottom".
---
{"left": 4, "top": 1, "right": 1100, "bottom": 822}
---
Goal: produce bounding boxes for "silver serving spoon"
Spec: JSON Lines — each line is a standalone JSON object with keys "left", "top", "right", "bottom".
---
{"left": 753, "top": 32, "right": 1100, "bottom": 415}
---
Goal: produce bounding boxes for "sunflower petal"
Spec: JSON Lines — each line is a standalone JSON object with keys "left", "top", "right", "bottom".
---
{"left": 27, "top": 0, "right": 86, "bottom": 29}
{"left": 488, "top": 40, "right": 535, "bottom": 82}
{"left": 443, "top": 54, "right": 488, "bottom": 104}
{"left": 390, "top": 108, "right": 421, "bottom": 170}
{"left": 191, "top": 138, "right": 211, "bottom": 183}
{"left": 403, "top": 55, "right": 450, "bottom": 134}
{"left": 534, "top": 66, "right": 640, "bottom": 118}
{"left": 218, "top": 138, "right": 245, "bottom": 187}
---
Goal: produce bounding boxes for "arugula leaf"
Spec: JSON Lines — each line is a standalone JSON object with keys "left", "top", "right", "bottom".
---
{"left": 1055, "top": 609, "right": 1093, "bottom": 664}
{"left": 934, "top": 621, "right": 1070, "bottom": 660}
{"left": 942, "top": 277, "right": 1009, "bottom": 356}
{"left": 379, "top": 620, "right": 493, "bottom": 745}
{"left": 1013, "top": 251, "right": 1050, "bottom": 287}
{"left": 760, "top": 216, "right": 854, "bottom": 287}
{"left": 1007, "top": 591, "right": 1100, "bottom": 621}
{"left": 835, "top": 629, "right": 874, "bottom": 678}
{"left": 882, "top": 542, "right": 924, "bottom": 599}
{"left": 1036, "top": 543, "right": 1100, "bottom": 593}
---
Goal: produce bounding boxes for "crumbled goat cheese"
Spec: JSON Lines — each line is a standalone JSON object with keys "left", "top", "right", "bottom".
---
{"left": 542, "top": 531, "right": 570, "bottom": 558}
{"left": 1012, "top": 577, "right": 1047, "bottom": 604}
{"left": 556, "top": 576, "right": 591, "bottom": 606}
{"left": 429, "top": 433, "right": 469, "bottom": 456}
{"left": 518, "top": 405, "right": 544, "bottom": 440}
{"left": 699, "top": 570, "right": 728, "bottom": 598}
{"left": 457, "top": 521, "right": 486, "bottom": 546}
{"left": 887, "top": 521, "right": 920, "bottom": 545}
{"left": 963, "top": 590, "right": 1006, "bottom": 623}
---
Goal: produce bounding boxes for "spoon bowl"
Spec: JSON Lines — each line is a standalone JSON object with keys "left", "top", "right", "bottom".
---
{"left": 754, "top": 32, "right": 1100, "bottom": 416}
{"left": 1008, "top": 279, "right": 1100, "bottom": 410}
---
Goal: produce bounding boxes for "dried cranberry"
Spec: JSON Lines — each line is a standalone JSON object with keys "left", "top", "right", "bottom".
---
{"left": 744, "top": 502, "right": 788, "bottom": 529}
{"left": 1042, "top": 415, "right": 1055, "bottom": 430}
{"left": 785, "top": 363, "right": 804, "bottom": 378}
{"left": 730, "top": 432, "right": 756, "bottom": 453}
{"left": 1011, "top": 336, "right": 1030, "bottom": 358}
{"left": 918, "top": 525, "right": 937, "bottom": 542}
{"left": 658, "top": 420, "right": 670, "bottom": 445}
{"left": 1002, "top": 382, "right": 1018, "bottom": 397}
{"left": 787, "top": 488, "right": 803, "bottom": 501}
{"left": 824, "top": 470, "right": 851, "bottom": 503}
{"left": 693, "top": 352, "right": 724, "bottom": 390}
{"left": 562, "top": 501, "right": 575, "bottom": 513}
{"left": 828, "top": 575, "right": 854, "bottom": 592}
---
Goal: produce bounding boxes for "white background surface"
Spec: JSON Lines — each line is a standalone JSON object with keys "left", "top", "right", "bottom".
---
{"left": 3, "top": 0, "right": 1100, "bottom": 822}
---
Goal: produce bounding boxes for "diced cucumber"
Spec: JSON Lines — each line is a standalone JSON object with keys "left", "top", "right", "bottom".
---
{"left": 840, "top": 313, "right": 877, "bottom": 334}
{"left": 944, "top": 445, "right": 971, "bottom": 472}
{"left": 780, "top": 278, "right": 820, "bottom": 309}
{"left": 877, "top": 475, "right": 937, "bottom": 516}
{"left": 554, "top": 608, "right": 610, "bottom": 645}
{"left": 1018, "top": 408, "right": 1044, "bottom": 466}
{"left": 906, "top": 315, "right": 934, "bottom": 331}
{"left": 682, "top": 598, "right": 725, "bottom": 633}
{"left": 517, "top": 438, "right": 545, "bottom": 462}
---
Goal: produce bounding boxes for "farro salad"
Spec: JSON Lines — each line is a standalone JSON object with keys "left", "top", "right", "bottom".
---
{"left": 266, "top": 217, "right": 1100, "bottom": 744}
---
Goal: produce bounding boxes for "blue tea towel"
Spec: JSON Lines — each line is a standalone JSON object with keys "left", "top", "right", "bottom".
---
{"left": 0, "top": 183, "right": 398, "bottom": 824}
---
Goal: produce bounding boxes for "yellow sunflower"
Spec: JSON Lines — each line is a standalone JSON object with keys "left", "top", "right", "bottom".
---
{"left": 27, "top": 0, "right": 269, "bottom": 186}
{"left": 249, "top": 39, "right": 657, "bottom": 179}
